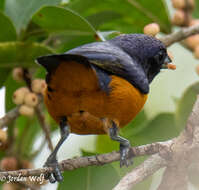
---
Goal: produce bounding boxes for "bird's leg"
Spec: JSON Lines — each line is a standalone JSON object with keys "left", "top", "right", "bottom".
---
{"left": 109, "top": 120, "right": 134, "bottom": 167}
{"left": 44, "top": 116, "right": 70, "bottom": 183}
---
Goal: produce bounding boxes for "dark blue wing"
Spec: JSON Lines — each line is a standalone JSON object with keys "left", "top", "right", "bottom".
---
{"left": 67, "top": 41, "right": 149, "bottom": 93}
{"left": 36, "top": 41, "right": 149, "bottom": 94}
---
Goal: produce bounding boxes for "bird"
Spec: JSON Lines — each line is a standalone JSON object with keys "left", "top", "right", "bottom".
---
{"left": 36, "top": 33, "right": 174, "bottom": 183}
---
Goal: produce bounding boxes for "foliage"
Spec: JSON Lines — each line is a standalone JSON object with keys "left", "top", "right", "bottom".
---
{"left": 0, "top": 0, "right": 198, "bottom": 189}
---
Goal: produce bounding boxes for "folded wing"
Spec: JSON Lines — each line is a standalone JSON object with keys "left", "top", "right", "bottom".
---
{"left": 36, "top": 41, "right": 149, "bottom": 94}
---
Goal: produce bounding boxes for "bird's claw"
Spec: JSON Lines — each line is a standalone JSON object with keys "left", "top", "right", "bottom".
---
{"left": 44, "top": 159, "right": 63, "bottom": 183}
{"left": 120, "top": 144, "right": 134, "bottom": 167}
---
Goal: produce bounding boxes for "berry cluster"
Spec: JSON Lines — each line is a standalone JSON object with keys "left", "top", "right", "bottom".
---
{"left": 144, "top": 0, "right": 199, "bottom": 73}
{"left": 12, "top": 68, "right": 46, "bottom": 117}
{"left": 171, "top": 0, "right": 199, "bottom": 73}
{"left": 172, "top": 0, "right": 195, "bottom": 26}
{"left": 0, "top": 67, "right": 47, "bottom": 190}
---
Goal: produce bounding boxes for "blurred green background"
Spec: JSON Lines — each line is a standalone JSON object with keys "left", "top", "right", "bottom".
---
{"left": 0, "top": 0, "right": 199, "bottom": 189}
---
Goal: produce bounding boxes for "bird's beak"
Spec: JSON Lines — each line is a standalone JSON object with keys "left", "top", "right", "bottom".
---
{"left": 161, "top": 55, "right": 176, "bottom": 70}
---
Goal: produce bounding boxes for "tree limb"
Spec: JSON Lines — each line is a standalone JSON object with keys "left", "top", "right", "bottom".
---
{"left": 35, "top": 106, "right": 53, "bottom": 152}
{"left": 113, "top": 95, "right": 199, "bottom": 190}
{"left": 0, "top": 140, "right": 172, "bottom": 178}
{"left": 160, "top": 24, "right": 199, "bottom": 47}
{"left": 157, "top": 95, "right": 199, "bottom": 190}
{"left": 113, "top": 154, "right": 166, "bottom": 190}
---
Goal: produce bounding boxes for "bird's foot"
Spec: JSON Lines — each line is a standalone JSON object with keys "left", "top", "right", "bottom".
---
{"left": 120, "top": 143, "right": 134, "bottom": 167}
{"left": 44, "top": 157, "right": 63, "bottom": 183}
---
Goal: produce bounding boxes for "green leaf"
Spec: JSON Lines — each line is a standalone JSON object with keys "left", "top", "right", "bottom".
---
{"left": 0, "top": 0, "right": 5, "bottom": 11}
{"left": 58, "top": 163, "right": 119, "bottom": 190}
{"left": 5, "top": 0, "right": 62, "bottom": 32}
{"left": 130, "top": 113, "right": 178, "bottom": 146}
{"left": 0, "top": 42, "right": 54, "bottom": 68}
{"left": 128, "top": 173, "right": 152, "bottom": 190}
{"left": 15, "top": 115, "right": 41, "bottom": 157}
{"left": 193, "top": 1, "right": 199, "bottom": 18}
{"left": 68, "top": 0, "right": 171, "bottom": 33}
{"left": 121, "top": 110, "right": 148, "bottom": 136}
{"left": 56, "top": 35, "right": 96, "bottom": 52}
{"left": 132, "top": 177, "right": 152, "bottom": 190}
{"left": 0, "top": 68, "right": 11, "bottom": 89}
{"left": 33, "top": 67, "right": 46, "bottom": 79}
{"left": 81, "top": 150, "right": 97, "bottom": 157}
{"left": 96, "top": 135, "right": 119, "bottom": 154}
{"left": 175, "top": 82, "right": 199, "bottom": 130}
{"left": 86, "top": 11, "right": 121, "bottom": 29}
{"left": 29, "top": 6, "right": 96, "bottom": 37}
{"left": 0, "top": 12, "right": 17, "bottom": 42}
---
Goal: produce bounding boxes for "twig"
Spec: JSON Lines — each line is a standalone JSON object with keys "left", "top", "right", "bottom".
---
{"left": 23, "top": 68, "right": 32, "bottom": 90}
{"left": 183, "top": 0, "right": 192, "bottom": 26}
{"left": 35, "top": 106, "right": 53, "bottom": 152}
{"left": 160, "top": 24, "right": 199, "bottom": 47}
{"left": 0, "top": 140, "right": 172, "bottom": 178}
{"left": 0, "top": 107, "right": 19, "bottom": 129}
{"left": 22, "top": 68, "right": 54, "bottom": 152}
{"left": 113, "top": 154, "right": 166, "bottom": 190}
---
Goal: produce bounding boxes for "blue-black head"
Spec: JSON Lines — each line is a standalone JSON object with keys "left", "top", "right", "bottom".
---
{"left": 110, "top": 34, "right": 172, "bottom": 83}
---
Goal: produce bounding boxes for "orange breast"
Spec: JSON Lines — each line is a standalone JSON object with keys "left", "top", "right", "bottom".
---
{"left": 44, "top": 61, "right": 147, "bottom": 134}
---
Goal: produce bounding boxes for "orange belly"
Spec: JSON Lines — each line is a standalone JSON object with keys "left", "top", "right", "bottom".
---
{"left": 44, "top": 61, "right": 148, "bottom": 134}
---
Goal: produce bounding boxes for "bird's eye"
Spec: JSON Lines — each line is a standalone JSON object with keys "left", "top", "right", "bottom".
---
{"left": 158, "top": 51, "right": 164, "bottom": 61}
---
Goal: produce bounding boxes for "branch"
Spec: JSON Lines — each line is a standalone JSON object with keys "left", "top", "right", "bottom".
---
{"left": 157, "top": 96, "right": 199, "bottom": 190}
{"left": 0, "top": 141, "right": 172, "bottom": 178}
{"left": 23, "top": 68, "right": 54, "bottom": 152}
{"left": 0, "top": 101, "right": 53, "bottom": 152}
{"left": 113, "top": 154, "right": 166, "bottom": 190}
{"left": 157, "top": 166, "right": 189, "bottom": 190}
{"left": 0, "top": 107, "right": 19, "bottom": 129}
{"left": 113, "top": 95, "right": 199, "bottom": 190}
{"left": 160, "top": 24, "right": 199, "bottom": 47}
{"left": 35, "top": 106, "right": 53, "bottom": 152}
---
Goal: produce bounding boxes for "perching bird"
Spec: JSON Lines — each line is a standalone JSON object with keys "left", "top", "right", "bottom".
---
{"left": 36, "top": 34, "right": 173, "bottom": 183}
